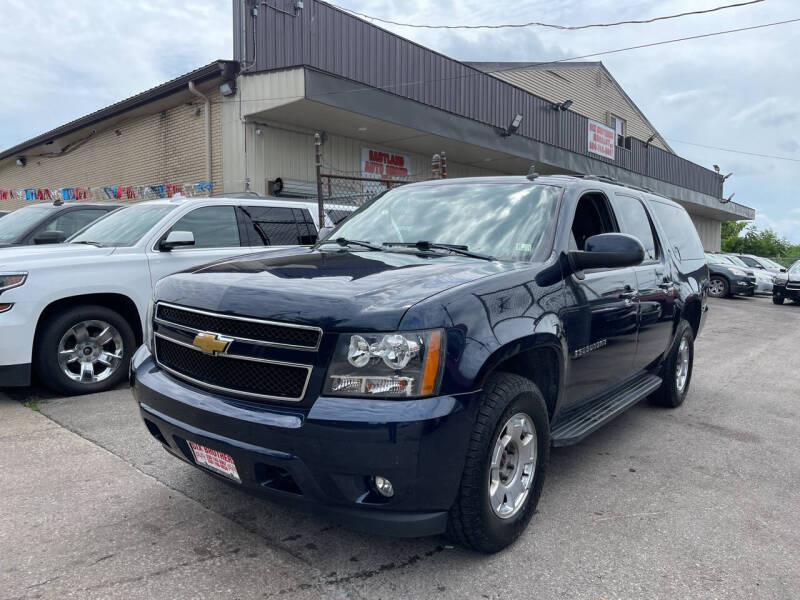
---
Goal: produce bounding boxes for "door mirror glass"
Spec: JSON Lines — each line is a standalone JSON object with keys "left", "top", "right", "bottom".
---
{"left": 159, "top": 230, "right": 195, "bottom": 251}
{"left": 33, "top": 230, "right": 66, "bottom": 244}
{"left": 568, "top": 233, "right": 644, "bottom": 272}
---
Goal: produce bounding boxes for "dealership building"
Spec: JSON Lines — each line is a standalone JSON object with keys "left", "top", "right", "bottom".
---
{"left": 0, "top": 0, "right": 753, "bottom": 249}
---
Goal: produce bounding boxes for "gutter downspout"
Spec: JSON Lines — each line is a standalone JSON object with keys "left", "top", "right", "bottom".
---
{"left": 188, "top": 81, "right": 212, "bottom": 190}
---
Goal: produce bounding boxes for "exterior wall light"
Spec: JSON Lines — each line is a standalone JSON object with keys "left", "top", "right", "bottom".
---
{"left": 554, "top": 100, "right": 573, "bottom": 111}
{"left": 219, "top": 81, "right": 236, "bottom": 97}
{"left": 16, "top": 157, "right": 26, "bottom": 167}
{"left": 498, "top": 113, "right": 523, "bottom": 137}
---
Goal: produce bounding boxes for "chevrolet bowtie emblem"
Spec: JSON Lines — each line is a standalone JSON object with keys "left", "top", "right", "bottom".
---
{"left": 192, "top": 332, "right": 233, "bottom": 355}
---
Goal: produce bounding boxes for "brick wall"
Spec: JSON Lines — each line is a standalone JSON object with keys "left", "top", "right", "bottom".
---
{"left": 0, "top": 86, "right": 223, "bottom": 212}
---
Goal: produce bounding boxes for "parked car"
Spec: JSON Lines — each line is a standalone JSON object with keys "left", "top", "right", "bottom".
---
{"left": 720, "top": 253, "right": 773, "bottom": 294}
{"left": 0, "top": 196, "right": 325, "bottom": 394}
{"left": 132, "top": 174, "right": 708, "bottom": 553}
{"left": 0, "top": 210, "right": 9, "bottom": 218}
{"left": 772, "top": 261, "right": 800, "bottom": 305}
{"left": 734, "top": 253, "right": 787, "bottom": 274}
{"left": 0, "top": 201, "right": 120, "bottom": 247}
{"left": 705, "top": 253, "right": 755, "bottom": 297}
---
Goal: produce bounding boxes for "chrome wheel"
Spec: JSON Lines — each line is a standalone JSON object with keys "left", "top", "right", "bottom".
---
{"left": 675, "top": 335, "right": 690, "bottom": 393}
{"left": 57, "top": 320, "right": 124, "bottom": 384}
{"left": 489, "top": 412, "right": 537, "bottom": 519}
{"left": 708, "top": 278, "right": 726, "bottom": 297}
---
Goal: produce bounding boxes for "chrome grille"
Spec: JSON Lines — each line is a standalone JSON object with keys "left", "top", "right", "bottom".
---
{"left": 156, "top": 302, "right": 321, "bottom": 350}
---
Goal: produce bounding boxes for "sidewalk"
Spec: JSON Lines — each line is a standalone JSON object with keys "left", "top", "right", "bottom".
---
{"left": 0, "top": 396, "right": 337, "bottom": 600}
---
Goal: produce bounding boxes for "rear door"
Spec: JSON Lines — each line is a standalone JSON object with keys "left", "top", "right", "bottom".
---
{"left": 610, "top": 193, "right": 674, "bottom": 370}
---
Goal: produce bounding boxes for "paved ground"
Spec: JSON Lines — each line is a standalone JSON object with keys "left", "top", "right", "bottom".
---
{"left": 2, "top": 295, "right": 799, "bottom": 599}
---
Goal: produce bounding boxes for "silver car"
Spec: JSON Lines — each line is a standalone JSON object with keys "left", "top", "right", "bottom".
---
{"left": 721, "top": 254, "right": 773, "bottom": 293}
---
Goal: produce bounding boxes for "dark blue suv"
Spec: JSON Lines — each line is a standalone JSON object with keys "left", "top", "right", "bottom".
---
{"left": 131, "top": 174, "right": 708, "bottom": 553}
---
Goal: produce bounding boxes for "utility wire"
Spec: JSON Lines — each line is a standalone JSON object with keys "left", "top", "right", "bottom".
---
{"left": 667, "top": 138, "right": 800, "bottom": 163}
{"left": 333, "top": 0, "right": 766, "bottom": 30}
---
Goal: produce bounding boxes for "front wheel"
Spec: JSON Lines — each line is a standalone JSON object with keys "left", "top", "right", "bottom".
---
{"left": 773, "top": 294, "right": 785, "bottom": 305}
{"left": 708, "top": 276, "right": 729, "bottom": 298}
{"left": 651, "top": 320, "right": 694, "bottom": 408}
{"left": 36, "top": 305, "right": 135, "bottom": 395}
{"left": 447, "top": 372, "right": 550, "bottom": 553}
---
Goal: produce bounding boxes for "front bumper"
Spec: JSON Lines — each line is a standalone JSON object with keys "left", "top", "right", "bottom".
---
{"left": 774, "top": 283, "right": 800, "bottom": 301}
{"left": 730, "top": 275, "right": 756, "bottom": 296}
{"left": 131, "top": 347, "right": 477, "bottom": 537}
{"left": 0, "top": 300, "right": 37, "bottom": 386}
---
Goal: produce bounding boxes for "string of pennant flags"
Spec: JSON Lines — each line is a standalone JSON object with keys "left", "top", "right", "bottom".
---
{"left": 0, "top": 180, "right": 221, "bottom": 203}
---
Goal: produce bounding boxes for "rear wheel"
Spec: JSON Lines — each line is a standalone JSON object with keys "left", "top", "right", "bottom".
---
{"left": 651, "top": 320, "right": 694, "bottom": 408}
{"left": 447, "top": 372, "right": 550, "bottom": 553}
{"left": 708, "top": 277, "right": 729, "bottom": 298}
{"left": 36, "top": 305, "right": 135, "bottom": 395}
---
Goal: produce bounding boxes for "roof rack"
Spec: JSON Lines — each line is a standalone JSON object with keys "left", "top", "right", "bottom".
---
{"left": 580, "top": 173, "right": 659, "bottom": 197}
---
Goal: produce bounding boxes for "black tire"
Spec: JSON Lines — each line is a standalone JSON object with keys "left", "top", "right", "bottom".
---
{"left": 651, "top": 320, "right": 694, "bottom": 408}
{"left": 708, "top": 276, "right": 730, "bottom": 298}
{"left": 773, "top": 294, "right": 784, "bottom": 305}
{"left": 35, "top": 305, "right": 136, "bottom": 396}
{"left": 447, "top": 372, "right": 550, "bottom": 553}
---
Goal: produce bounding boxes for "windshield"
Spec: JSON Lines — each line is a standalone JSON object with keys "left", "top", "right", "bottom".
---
{"left": 328, "top": 182, "right": 562, "bottom": 261}
{"left": 761, "top": 257, "right": 784, "bottom": 269}
{"left": 725, "top": 255, "right": 748, "bottom": 267}
{"left": 69, "top": 204, "right": 173, "bottom": 247}
{"left": 706, "top": 253, "right": 732, "bottom": 265}
{"left": 789, "top": 262, "right": 800, "bottom": 275}
{"left": 0, "top": 205, "right": 53, "bottom": 242}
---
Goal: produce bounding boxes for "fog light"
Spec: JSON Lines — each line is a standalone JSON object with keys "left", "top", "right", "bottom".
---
{"left": 373, "top": 476, "right": 394, "bottom": 498}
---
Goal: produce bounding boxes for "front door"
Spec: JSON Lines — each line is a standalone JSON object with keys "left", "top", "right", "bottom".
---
{"left": 561, "top": 191, "right": 640, "bottom": 407}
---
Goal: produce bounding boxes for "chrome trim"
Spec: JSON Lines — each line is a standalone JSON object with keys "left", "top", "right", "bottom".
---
{"left": 155, "top": 301, "right": 322, "bottom": 351}
{"left": 154, "top": 332, "right": 312, "bottom": 402}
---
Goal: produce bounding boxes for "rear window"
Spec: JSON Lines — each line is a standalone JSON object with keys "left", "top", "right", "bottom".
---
{"left": 647, "top": 201, "right": 705, "bottom": 261}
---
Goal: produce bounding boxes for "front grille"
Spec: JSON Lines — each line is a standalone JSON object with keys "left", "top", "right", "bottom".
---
{"left": 155, "top": 336, "right": 310, "bottom": 401}
{"left": 156, "top": 303, "right": 320, "bottom": 349}
{"left": 787, "top": 282, "right": 800, "bottom": 290}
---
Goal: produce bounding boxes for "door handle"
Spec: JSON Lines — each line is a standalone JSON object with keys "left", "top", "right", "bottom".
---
{"left": 619, "top": 285, "right": 638, "bottom": 299}
{"left": 659, "top": 278, "right": 674, "bottom": 290}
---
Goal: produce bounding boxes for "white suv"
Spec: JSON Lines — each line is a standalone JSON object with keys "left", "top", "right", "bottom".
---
{"left": 0, "top": 195, "right": 324, "bottom": 394}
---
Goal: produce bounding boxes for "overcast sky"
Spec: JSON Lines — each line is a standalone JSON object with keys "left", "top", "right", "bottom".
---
{"left": 1, "top": 0, "right": 798, "bottom": 240}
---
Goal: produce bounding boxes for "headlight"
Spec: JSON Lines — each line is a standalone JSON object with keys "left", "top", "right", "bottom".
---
{"left": 0, "top": 273, "right": 27, "bottom": 293}
{"left": 144, "top": 298, "right": 155, "bottom": 354}
{"left": 324, "top": 329, "right": 444, "bottom": 398}
{"left": 729, "top": 268, "right": 746, "bottom": 276}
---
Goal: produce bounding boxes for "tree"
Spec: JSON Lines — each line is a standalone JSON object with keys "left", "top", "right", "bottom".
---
{"left": 721, "top": 221, "right": 799, "bottom": 260}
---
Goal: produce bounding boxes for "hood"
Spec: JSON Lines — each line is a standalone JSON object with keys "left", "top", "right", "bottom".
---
{"left": 155, "top": 248, "right": 523, "bottom": 331}
{"left": 0, "top": 243, "right": 116, "bottom": 269}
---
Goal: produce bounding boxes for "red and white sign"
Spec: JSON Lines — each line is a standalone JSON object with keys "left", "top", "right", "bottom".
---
{"left": 587, "top": 119, "right": 615, "bottom": 160}
{"left": 188, "top": 441, "right": 241, "bottom": 482}
{"left": 361, "top": 147, "right": 411, "bottom": 180}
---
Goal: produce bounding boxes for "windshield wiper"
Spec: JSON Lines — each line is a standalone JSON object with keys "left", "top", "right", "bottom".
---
{"left": 71, "top": 240, "right": 106, "bottom": 247}
{"left": 383, "top": 241, "right": 494, "bottom": 261}
{"left": 318, "top": 237, "right": 384, "bottom": 251}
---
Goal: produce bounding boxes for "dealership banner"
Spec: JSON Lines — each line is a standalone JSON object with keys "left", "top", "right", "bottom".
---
{"left": 587, "top": 119, "right": 615, "bottom": 160}
{"left": 360, "top": 147, "right": 411, "bottom": 180}
{"left": 0, "top": 181, "right": 215, "bottom": 203}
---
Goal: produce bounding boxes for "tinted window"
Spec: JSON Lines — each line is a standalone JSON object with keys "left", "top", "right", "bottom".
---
{"left": 648, "top": 201, "right": 705, "bottom": 260}
{"left": 45, "top": 208, "right": 109, "bottom": 238}
{"left": 571, "top": 193, "right": 617, "bottom": 251}
{"left": 612, "top": 195, "right": 657, "bottom": 261}
{"left": 167, "top": 206, "right": 240, "bottom": 249}
{"left": 738, "top": 256, "right": 759, "bottom": 268}
{"left": 241, "top": 205, "right": 317, "bottom": 246}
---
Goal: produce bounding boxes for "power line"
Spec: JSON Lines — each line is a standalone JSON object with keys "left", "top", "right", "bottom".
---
{"left": 333, "top": 0, "right": 766, "bottom": 30}
{"left": 667, "top": 138, "right": 800, "bottom": 163}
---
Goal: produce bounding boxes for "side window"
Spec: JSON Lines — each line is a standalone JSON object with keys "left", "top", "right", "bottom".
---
{"left": 45, "top": 209, "right": 108, "bottom": 237}
{"left": 611, "top": 195, "right": 658, "bottom": 261}
{"left": 167, "top": 206, "right": 240, "bottom": 249}
{"left": 571, "top": 192, "right": 617, "bottom": 251}
{"left": 240, "top": 206, "right": 316, "bottom": 246}
{"left": 647, "top": 201, "right": 705, "bottom": 261}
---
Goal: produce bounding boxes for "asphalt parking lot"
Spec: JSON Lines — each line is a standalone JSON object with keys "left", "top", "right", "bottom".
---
{"left": 2, "top": 295, "right": 799, "bottom": 599}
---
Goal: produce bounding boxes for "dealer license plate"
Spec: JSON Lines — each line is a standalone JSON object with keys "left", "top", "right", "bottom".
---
{"left": 188, "top": 441, "right": 241, "bottom": 483}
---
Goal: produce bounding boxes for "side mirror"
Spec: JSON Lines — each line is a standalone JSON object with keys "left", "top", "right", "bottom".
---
{"left": 568, "top": 233, "right": 644, "bottom": 272}
{"left": 34, "top": 230, "right": 66, "bottom": 244}
{"left": 317, "top": 226, "right": 335, "bottom": 241}
{"left": 159, "top": 230, "right": 195, "bottom": 251}
{"left": 780, "top": 267, "right": 787, "bottom": 273}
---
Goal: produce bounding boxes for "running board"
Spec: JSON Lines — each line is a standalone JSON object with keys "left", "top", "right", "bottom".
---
{"left": 551, "top": 373, "right": 662, "bottom": 446}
